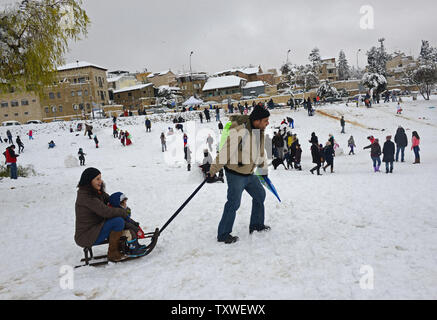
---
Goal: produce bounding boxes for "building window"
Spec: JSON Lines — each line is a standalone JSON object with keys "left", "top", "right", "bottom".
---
{"left": 86, "top": 103, "right": 90, "bottom": 109}
{"left": 49, "top": 92, "right": 55, "bottom": 99}
{"left": 1, "top": 101, "right": 8, "bottom": 107}
{"left": 77, "top": 90, "right": 82, "bottom": 96}
{"left": 71, "top": 91, "right": 75, "bottom": 97}
{"left": 4, "top": 114, "right": 8, "bottom": 117}
{"left": 84, "top": 89, "right": 88, "bottom": 96}
{"left": 14, "top": 113, "right": 18, "bottom": 116}
{"left": 24, "top": 112, "right": 29, "bottom": 115}
{"left": 21, "top": 99, "right": 29, "bottom": 106}
{"left": 78, "top": 77, "right": 86, "bottom": 83}
{"left": 45, "top": 107, "right": 49, "bottom": 113}
{"left": 57, "top": 92, "right": 61, "bottom": 99}
{"left": 11, "top": 101, "right": 19, "bottom": 107}
{"left": 59, "top": 106, "right": 63, "bottom": 113}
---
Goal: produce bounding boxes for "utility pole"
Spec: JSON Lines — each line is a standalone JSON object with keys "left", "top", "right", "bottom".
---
{"left": 189, "top": 51, "right": 194, "bottom": 79}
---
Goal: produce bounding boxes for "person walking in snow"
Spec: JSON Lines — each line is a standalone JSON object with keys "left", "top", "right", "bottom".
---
{"left": 28, "top": 129, "right": 33, "bottom": 140}
{"left": 218, "top": 121, "right": 223, "bottom": 133}
{"left": 323, "top": 141, "right": 335, "bottom": 173}
{"left": 160, "top": 132, "right": 167, "bottom": 152}
{"left": 145, "top": 118, "right": 152, "bottom": 132}
{"left": 396, "top": 102, "right": 402, "bottom": 114}
{"left": 394, "top": 126, "right": 408, "bottom": 162}
{"left": 340, "top": 116, "right": 345, "bottom": 134}
{"left": 363, "top": 138, "right": 382, "bottom": 172}
{"left": 15, "top": 136, "right": 24, "bottom": 154}
{"left": 411, "top": 131, "right": 420, "bottom": 164}
{"left": 113, "top": 123, "right": 118, "bottom": 138}
{"left": 199, "top": 112, "right": 203, "bottom": 124}
{"left": 204, "top": 108, "right": 211, "bottom": 122}
{"left": 207, "top": 105, "right": 271, "bottom": 244}
{"left": 382, "top": 135, "right": 395, "bottom": 173}
{"left": 348, "top": 135, "right": 356, "bottom": 155}
{"left": 215, "top": 106, "right": 220, "bottom": 121}
{"left": 309, "top": 140, "right": 322, "bottom": 175}
{"left": 6, "top": 129, "right": 12, "bottom": 144}
{"left": 78, "top": 148, "right": 86, "bottom": 166}
{"left": 93, "top": 135, "right": 99, "bottom": 148}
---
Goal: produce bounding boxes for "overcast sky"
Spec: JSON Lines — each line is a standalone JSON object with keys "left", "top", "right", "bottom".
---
{"left": 2, "top": 0, "right": 437, "bottom": 74}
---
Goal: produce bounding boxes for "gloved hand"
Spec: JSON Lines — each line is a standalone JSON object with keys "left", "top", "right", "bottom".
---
{"left": 127, "top": 217, "right": 140, "bottom": 227}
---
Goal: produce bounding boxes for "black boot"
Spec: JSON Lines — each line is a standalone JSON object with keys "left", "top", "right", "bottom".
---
{"left": 249, "top": 225, "right": 271, "bottom": 234}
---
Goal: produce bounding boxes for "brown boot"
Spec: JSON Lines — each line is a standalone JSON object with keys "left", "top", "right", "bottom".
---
{"left": 108, "top": 231, "right": 126, "bottom": 262}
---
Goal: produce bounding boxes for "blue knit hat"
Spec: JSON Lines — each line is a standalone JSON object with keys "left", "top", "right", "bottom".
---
{"left": 109, "top": 192, "right": 128, "bottom": 208}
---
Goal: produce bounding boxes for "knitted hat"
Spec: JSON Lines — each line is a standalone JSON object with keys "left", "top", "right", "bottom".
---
{"left": 109, "top": 192, "right": 128, "bottom": 208}
{"left": 249, "top": 105, "right": 270, "bottom": 121}
{"left": 78, "top": 167, "right": 101, "bottom": 187}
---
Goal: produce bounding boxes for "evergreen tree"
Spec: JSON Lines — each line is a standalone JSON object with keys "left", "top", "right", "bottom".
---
{"left": 317, "top": 80, "right": 338, "bottom": 98}
{"left": 337, "top": 50, "right": 350, "bottom": 80}
{"left": 405, "top": 40, "right": 437, "bottom": 100}
{"left": 309, "top": 47, "right": 322, "bottom": 73}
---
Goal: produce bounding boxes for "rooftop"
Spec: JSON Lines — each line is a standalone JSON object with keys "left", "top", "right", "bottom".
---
{"left": 57, "top": 61, "right": 107, "bottom": 72}
{"left": 113, "top": 83, "right": 154, "bottom": 94}
{"left": 203, "top": 75, "right": 246, "bottom": 91}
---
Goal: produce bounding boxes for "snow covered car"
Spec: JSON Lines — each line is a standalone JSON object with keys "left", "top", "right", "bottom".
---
{"left": 2, "top": 120, "right": 21, "bottom": 126}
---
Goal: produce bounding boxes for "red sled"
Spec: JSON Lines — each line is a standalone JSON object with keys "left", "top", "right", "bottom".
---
{"left": 137, "top": 226, "right": 146, "bottom": 239}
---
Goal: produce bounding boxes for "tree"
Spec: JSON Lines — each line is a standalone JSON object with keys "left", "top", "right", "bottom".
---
{"left": 404, "top": 40, "right": 437, "bottom": 100}
{"left": 366, "top": 38, "right": 391, "bottom": 77}
{"left": 308, "top": 47, "right": 322, "bottom": 73}
{"left": 361, "top": 72, "right": 387, "bottom": 95}
{"left": 337, "top": 50, "right": 350, "bottom": 80}
{"left": 317, "top": 80, "right": 338, "bottom": 99}
{"left": 0, "top": 0, "right": 90, "bottom": 95}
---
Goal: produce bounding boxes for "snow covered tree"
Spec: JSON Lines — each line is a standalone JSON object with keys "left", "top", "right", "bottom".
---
{"left": 404, "top": 40, "right": 437, "bottom": 100}
{"left": 337, "top": 50, "right": 350, "bottom": 80}
{"left": 308, "top": 47, "right": 322, "bottom": 73}
{"left": 0, "top": 0, "right": 90, "bottom": 95}
{"left": 317, "top": 80, "right": 338, "bottom": 98}
{"left": 361, "top": 72, "right": 387, "bottom": 95}
{"left": 366, "top": 38, "right": 391, "bottom": 77}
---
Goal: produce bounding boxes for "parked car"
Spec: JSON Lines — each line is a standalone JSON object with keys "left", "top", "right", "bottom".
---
{"left": 2, "top": 120, "right": 21, "bottom": 126}
{"left": 26, "top": 120, "right": 43, "bottom": 124}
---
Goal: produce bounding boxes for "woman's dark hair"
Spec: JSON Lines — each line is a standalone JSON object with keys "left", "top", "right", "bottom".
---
{"left": 412, "top": 131, "right": 420, "bottom": 139}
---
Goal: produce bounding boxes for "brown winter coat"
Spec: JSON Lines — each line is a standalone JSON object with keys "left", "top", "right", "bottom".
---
{"left": 74, "top": 186, "right": 128, "bottom": 248}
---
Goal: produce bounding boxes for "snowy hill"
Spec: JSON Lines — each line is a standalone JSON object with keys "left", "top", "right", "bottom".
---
{"left": 0, "top": 97, "right": 436, "bottom": 299}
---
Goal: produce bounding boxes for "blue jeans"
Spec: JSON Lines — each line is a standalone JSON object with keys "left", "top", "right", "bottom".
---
{"left": 385, "top": 161, "right": 393, "bottom": 172}
{"left": 10, "top": 163, "right": 17, "bottom": 179}
{"left": 371, "top": 156, "right": 381, "bottom": 168}
{"left": 217, "top": 170, "right": 266, "bottom": 241}
{"left": 396, "top": 146, "right": 405, "bottom": 161}
{"left": 94, "top": 217, "right": 125, "bottom": 245}
{"left": 413, "top": 146, "right": 420, "bottom": 159}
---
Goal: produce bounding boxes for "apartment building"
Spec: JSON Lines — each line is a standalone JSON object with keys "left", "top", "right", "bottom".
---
{"left": 146, "top": 70, "right": 177, "bottom": 87}
{"left": 175, "top": 72, "right": 208, "bottom": 98}
{"left": 319, "top": 58, "right": 338, "bottom": 82}
{"left": 0, "top": 91, "right": 43, "bottom": 124}
{"left": 113, "top": 83, "right": 155, "bottom": 110}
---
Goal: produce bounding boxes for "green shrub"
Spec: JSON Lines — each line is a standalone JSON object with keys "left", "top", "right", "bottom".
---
{"left": 0, "top": 164, "right": 37, "bottom": 178}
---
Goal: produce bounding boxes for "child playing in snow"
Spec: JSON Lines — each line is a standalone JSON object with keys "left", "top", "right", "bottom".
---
{"left": 348, "top": 135, "right": 356, "bottom": 155}
{"left": 108, "top": 192, "right": 147, "bottom": 257}
{"left": 94, "top": 135, "right": 99, "bottom": 148}
{"left": 120, "top": 131, "right": 125, "bottom": 146}
{"left": 396, "top": 102, "right": 402, "bottom": 114}
{"left": 78, "top": 148, "right": 86, "bottom": 166}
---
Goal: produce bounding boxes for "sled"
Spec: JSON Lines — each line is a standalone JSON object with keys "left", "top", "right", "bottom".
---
{"left": 74, "top": 228, "right": 159, "bottom": 268}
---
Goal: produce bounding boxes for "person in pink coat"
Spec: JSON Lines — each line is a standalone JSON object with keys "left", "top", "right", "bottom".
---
{"left": 28, "top": 130, "right": 33, "bottom": 140}
{"left": 411, "top": 131, "right": 420, "bottom": 164}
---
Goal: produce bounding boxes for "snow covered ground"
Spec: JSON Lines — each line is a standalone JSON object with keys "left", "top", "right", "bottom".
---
{"left": 0, "top": 97, "right": 436, "bottom": 300}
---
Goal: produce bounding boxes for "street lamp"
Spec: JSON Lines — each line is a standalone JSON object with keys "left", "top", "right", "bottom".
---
{"left": 357, "top": 48, "right": 361, "bottom": 70}
{"left": 286, "top": 49, "right": 291, "bottom": 64}
{"left": 189, "top": 51, "right": 194, "bottom": 78}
